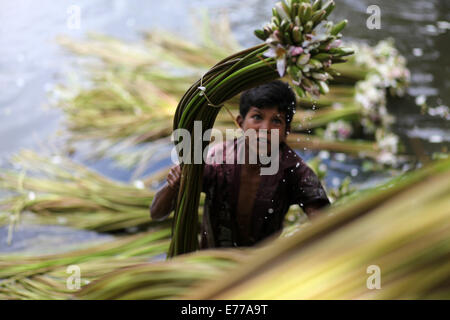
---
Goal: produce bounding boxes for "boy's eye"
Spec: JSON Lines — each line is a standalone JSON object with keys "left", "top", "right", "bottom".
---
{"left": 252, "top": 114, "right": 262, "bottom": 120}
{"left": 272, "top": 118, "right": 282, "bottom": 124}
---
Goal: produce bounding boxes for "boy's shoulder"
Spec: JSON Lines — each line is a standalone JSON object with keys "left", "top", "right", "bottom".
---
{"left": 204, "top": 138, "right": 309, "bottom": 171}
{"left": 279, "top": 142, "right": 308, "bottom": 171}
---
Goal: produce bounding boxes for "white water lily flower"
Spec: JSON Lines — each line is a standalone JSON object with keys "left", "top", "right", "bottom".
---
{"left": 276, "top": 58, "right": 286, "bottom": 77}
{"left": 264, "top": 45, "right": 287, "bottom": 77}
{"left": 377, "top": 151, "right": 397, "bottom": 166}
{"left": 310, "top": 21, "right": 331, "bottom": 43}
{"left": 377, "top": 131, "right": 399, "bottom": 154}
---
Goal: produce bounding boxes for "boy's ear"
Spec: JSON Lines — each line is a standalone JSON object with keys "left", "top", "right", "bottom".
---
{"left": 236, "top": 114, "right": 244, "bottom": 129}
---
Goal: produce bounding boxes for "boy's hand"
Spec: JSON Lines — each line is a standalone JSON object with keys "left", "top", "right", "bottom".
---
{"left": 167, "top": 165, "right": 181, "bottom": 190}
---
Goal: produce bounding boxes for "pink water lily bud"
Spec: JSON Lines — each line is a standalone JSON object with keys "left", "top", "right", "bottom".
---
{"left": 330, "top": 40, "right": 342, "bottom": 48}
{"left": 273, "top": 29, "right": 281, "bottom": 41}
{"left": 289, "top": 46, "right": 304, "bottom": 56}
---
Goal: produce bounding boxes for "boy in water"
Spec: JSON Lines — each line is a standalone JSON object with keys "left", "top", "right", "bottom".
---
{"left": 150, "top": 80, "right": 330, "bottom": 248}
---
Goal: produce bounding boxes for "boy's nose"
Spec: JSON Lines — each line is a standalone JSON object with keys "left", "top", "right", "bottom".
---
{"left": 258, "top": 120, "right": 271, "bottom": 131}
{"left": 256, "top": 121, "right": 273, "bottom": 138}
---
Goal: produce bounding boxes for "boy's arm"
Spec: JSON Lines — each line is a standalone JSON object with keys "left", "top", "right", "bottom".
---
{"left": 290, "top": 161, "right": 330, "bottom": 220}
{"left": 150, "top": 165, "right": 181, "bottom": 221}
{"left": 303, "top": 203, "right": 324, "bottom": 220}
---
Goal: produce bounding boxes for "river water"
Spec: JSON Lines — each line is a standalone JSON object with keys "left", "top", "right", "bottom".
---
{"left": 0, "top": 0, "right": 449, "bottom": 254}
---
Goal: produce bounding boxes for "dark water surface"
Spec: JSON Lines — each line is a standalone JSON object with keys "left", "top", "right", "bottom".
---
{"left": 0, "top": 0, "right": 449, "bottom": 254}
{"left": 1, "top": 0, "right": 449, "bottom": 161}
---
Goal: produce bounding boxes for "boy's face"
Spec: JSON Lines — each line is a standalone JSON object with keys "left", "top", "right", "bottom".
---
{"left": 237, "top": 106, "right": 289, "bottom": 144}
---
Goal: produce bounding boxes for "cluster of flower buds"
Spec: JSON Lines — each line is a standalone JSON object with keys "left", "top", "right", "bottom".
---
{"left": 350, "top": 39, "right": 410, "bottom": 98}
{"left": 323, "top": 119, "right": 354, "bottom": 141}
{"left": 254, "top": 0, "right": 354, "bottom": 98}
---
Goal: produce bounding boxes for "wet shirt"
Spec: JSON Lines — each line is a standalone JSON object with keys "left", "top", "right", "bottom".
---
{"left": 200, "top": 137, "right": 330, "bottom": 249}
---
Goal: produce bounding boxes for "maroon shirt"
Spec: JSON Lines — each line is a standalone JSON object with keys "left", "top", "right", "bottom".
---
{"left": 200, "top": 137, "right": 330, "bottom": 249}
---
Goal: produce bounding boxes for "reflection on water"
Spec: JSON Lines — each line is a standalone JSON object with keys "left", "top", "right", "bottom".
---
{"left": 0, "top": 223, "right": 114, "bottom": 255}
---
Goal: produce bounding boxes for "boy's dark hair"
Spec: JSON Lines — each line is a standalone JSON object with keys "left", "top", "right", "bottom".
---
{"left": 239, "top": 80, "right": 297, "bottom": 127}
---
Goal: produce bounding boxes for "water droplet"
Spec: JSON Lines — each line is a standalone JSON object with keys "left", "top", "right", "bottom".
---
{"left": 28, "top": 192, "right": 36, "bottom": 201}
{"left": 51, "top": 156, "right": 61, "bottom": 165}
{"left": 332, "top": 177, "right": 341, "bottom": 187}
{"left": 425, "top": 24, "right": 437, "bottom": 33}
{"left": 335, "top": 153, "right": 346, "bottom": 162}
{"left": 57, "top": 216, "right": 68, "bottom": 224}
{"left": 412, "top": 48, "right": 423, "bottom": 57}
{"left": 319, "top": 150, "right": 330, "bottom": 159}
{"left": 268, "top": 208, "right": 274, "bottom": 214}
{"left": 437, "top": 21, "right": 450, "bottom": 30}
{"left": 429, "top": 135, "right": 443, "bottom": 143}
{"left": 133, "top": 180, "right": 145, "bottom": 189}
{"left": 415, "top": 95, "right": 426, "bottom": 106}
